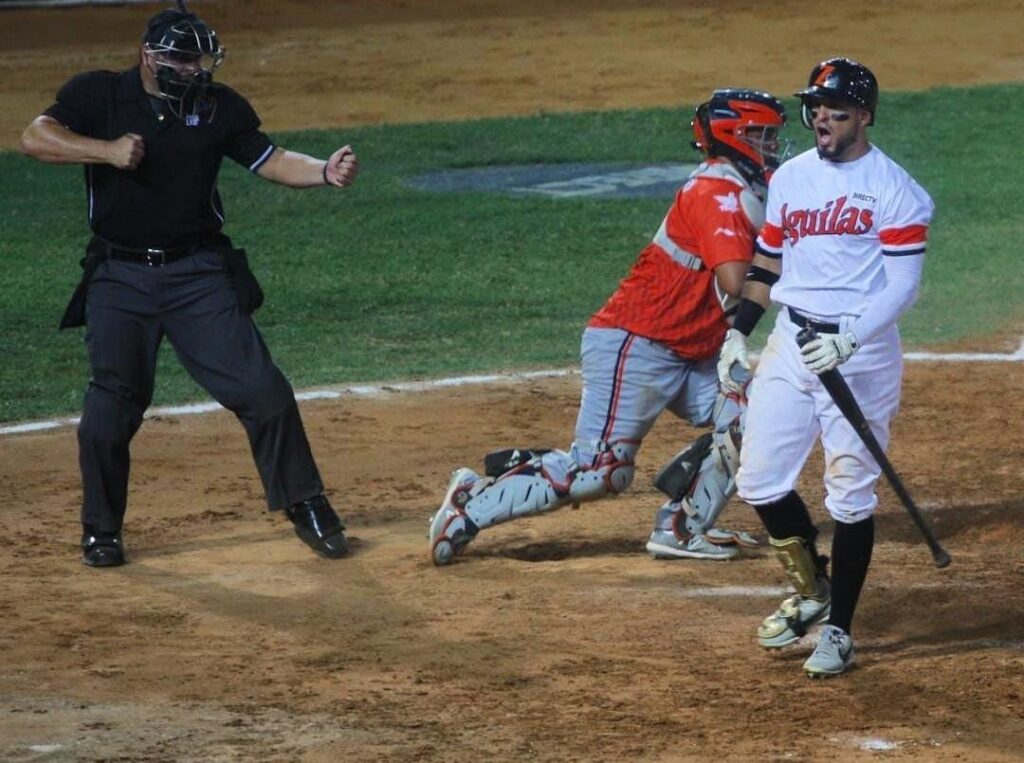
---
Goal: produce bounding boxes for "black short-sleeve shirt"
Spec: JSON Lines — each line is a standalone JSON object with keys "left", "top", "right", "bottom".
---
{"left": 43, "top": 67, "right": 275, "bottom": 248}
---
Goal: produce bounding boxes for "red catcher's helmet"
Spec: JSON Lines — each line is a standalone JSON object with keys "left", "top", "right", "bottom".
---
{"left": 691, "top": 89, "right": 789, "bottom": 189}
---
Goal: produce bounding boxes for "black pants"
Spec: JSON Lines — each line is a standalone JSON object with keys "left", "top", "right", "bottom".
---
{"left": 78, "top": 248, "right": 323, "bottom": 533}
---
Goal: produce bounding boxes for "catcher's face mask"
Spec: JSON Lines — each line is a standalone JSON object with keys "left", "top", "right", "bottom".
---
{"left": 143, "top": 11, "right": 224, "bottom": 119}
{"left": 691, "top": 88, "right": 791, "bottom": 190}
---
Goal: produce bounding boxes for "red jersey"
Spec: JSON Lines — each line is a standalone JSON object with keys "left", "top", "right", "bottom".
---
{"left": 589, "top": 160, "right": 761, "bottom": 359}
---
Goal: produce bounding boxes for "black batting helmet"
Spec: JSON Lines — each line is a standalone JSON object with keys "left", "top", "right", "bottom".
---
{"left": 795, "top": 57, "right": 878, "bottom": 129}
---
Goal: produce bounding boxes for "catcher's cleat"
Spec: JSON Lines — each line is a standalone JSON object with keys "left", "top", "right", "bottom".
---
{"left": 803, "top": 625, "right": 855, "bottom": 677}
{"left": 757, "top": 586, "right": 831, "bottom": 649}
{"left": 81, "top": 529, "right": 126, "bottom": 568}
{"left": 429, "top": 468, "right": 482, "bottom": 566}
{"left": 705, "top": 527, "right": 760, "bottom": 548}
{"left": 646, "top": 529, "right": 738, "bottom": 560}
{"left": 286, "top": 495, "right": 349, "bottom": 559}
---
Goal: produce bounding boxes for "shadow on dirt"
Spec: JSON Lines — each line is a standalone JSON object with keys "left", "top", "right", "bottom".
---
{"left": 485, "top": 536, "right": 643, "bottom": 562}
{"left": 873, "top": 498, "right": 1024, "bottom": 546}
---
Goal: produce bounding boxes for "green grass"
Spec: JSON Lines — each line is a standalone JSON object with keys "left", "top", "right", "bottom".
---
{"left": 1, "top": 83, "right": 1021, "bottom": 423}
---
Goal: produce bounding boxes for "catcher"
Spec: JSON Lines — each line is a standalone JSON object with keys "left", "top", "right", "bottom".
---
{"left": 429, "top": 89, "right": 789, "bottom": 565}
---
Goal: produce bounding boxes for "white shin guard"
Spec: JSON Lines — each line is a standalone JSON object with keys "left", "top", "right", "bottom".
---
{"left": 681, "top": 423, "right": 741, "bottom": 535}
{"left": 654, "top": 386, "right": 746, "bottom": 537}
{"left": 464, "top": 471, "right": 564, "bottom": 529}
{"left": 464, "top": 441, "right": 638, "bottom": 531}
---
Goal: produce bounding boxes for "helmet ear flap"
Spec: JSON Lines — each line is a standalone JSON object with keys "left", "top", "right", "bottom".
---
{"left": 799, "top": 99, "right": 815, "bottom": 130}
{"left": 691, "top": 102, "right": 712, "bottom": 154}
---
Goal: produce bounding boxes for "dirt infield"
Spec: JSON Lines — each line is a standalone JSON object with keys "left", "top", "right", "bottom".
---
{"left": 2, "top": 0, "right": 1023, "bottom": 146}
{"left": 2, "top": 1, "right": 1023, "bottom": 760}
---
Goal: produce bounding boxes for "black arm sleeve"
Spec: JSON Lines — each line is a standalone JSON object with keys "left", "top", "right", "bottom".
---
{"left": 222, "top": 90, "right": 275, "bottom": 172}
{"left": 746, "top": 265, "right": 780, "bottom": 286}
{"left": 732, "top": 299, "right": 766, "bottom": 336}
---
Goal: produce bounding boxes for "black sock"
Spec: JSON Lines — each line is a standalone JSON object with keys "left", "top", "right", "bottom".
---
{"left": 828, "top": 516, "right": 875, "bottom": 635}
{"left": 753, "top": 491, "right": 818, "bottom": 542}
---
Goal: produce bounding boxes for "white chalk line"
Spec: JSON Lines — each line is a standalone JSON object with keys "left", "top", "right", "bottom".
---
{"left": 850, "top": 738, "right": 901, "bottom": 752}
{"left": 904, "top": 337, "right": 1024, "bottom": 361}
{"left": 2, "top": 339, "right": 1021, "bottom": 437}
{"left": 0, "top": 369, "right": 574, "bottom": 436}
{"left": 677, "top": 585, "right": 790, "bottom": 598}
{"left": 604, "top": 580, "right": 988, "bottom": 600}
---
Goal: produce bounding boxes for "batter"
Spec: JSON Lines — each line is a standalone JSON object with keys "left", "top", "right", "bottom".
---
{"left": 719, "top": 58, "right": 934, "bottom": 676}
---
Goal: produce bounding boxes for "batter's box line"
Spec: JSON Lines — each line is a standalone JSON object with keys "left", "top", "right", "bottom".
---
{"left": 902, "top": 336, "right": 1024, "bottom": 362}
{"left": 2, "top": 339, "right": 1021, "bottom": 437}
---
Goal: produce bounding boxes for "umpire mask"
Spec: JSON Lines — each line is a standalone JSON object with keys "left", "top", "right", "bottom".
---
{"left": 143, "top": 10, "right": 224, "bottom": 120}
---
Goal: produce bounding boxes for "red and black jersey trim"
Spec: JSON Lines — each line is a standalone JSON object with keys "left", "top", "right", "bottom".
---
{"left": 880, "top": 224, "right": 928, "bottom": 257}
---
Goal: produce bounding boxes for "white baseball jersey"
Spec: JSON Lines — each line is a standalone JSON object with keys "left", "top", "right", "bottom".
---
{"left": 737, "top": 144, "right": 934, "bottom": 521}
{"left": 756, "top": 146, "right": 934, "bottom": 320}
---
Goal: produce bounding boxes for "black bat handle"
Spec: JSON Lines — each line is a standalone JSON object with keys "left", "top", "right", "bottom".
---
{"left": 795, "top": 326, "right": 818, "bottom": 349}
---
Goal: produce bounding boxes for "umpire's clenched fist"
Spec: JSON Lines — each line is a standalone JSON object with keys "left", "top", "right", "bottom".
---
{"left": 324, "top": 144, "right": 359, "bottom": 187}
{"left": 107, "top": 133, "right": 145, "bottom": 170}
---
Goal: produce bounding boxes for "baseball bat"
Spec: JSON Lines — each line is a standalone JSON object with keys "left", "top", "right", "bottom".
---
{"left": 796, "top": 328, "right": 951, "bottom": 568}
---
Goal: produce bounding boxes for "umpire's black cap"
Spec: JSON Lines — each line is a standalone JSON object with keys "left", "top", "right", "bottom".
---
{"left": 143, "top": 10, "right": 199, "bottom": 44}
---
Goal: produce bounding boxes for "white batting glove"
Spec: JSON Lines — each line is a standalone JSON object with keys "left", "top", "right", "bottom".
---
{"left": 800, "top": 331, "right": 860, "bottom": 374}
{"left": 717, "top": 329, "right": 751, "bottom": 393}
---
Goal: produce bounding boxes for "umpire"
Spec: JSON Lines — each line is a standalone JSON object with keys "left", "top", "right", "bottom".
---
{"left": 18, "top": 6, "right": 358, "bottom": 567}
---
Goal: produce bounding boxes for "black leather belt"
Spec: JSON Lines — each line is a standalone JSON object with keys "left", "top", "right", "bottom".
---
{"left": 102, "top": 240, "right": 201, "bottom": 267}
{"left": 787, "top": 307, "right": 839, "bottom": 334}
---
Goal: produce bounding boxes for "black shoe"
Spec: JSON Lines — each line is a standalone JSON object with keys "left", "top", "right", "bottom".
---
{"left": 81, "top": 529, "right": 126, "bottom": 568}
{"left": 285, "top": 495, "right": 349, "bottom": 559}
